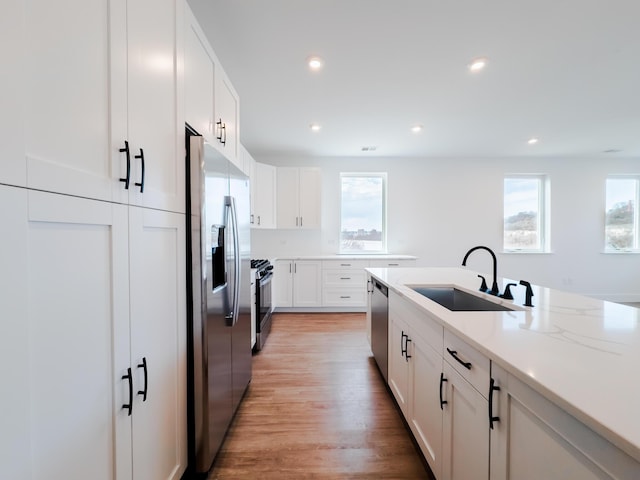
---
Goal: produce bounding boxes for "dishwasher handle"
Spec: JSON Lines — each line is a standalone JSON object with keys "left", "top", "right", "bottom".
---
{"left": 373, "top": 280, "right": 388, "bottom": 297}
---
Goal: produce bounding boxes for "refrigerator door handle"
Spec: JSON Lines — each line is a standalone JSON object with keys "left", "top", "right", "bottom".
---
{"left": 225, "top": 195, "right": 241, "bottom": 327}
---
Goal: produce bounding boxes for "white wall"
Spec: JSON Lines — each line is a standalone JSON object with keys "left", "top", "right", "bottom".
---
{"left": 251, "top": 155, "right": 640, "bottom": 302}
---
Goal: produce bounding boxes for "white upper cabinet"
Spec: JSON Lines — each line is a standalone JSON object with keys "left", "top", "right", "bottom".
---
{"left": 0, "top": 0, "right": 26, "bottom": 187}
{"left": 214, "top": 67, "right": 240, "bottom": 165}
{"left": 21, "top": 0, "right": 114, "bottom": 200}
{"left": 184, "top": 3, "right": 240, "bottom": 169}
{"left": 112, "top": 0, "right": 185, "bottom": 213}
{"left": 7, "top": 0, "right": 184, "bottom": 213}
{"left": 276, "top": 167, "right": 321, "bottom": 229}
{"left": 185, "top": 7, "right": 215, "bottom": 144}
{"left": 249, "top": 153, "right": 277, "bottom": 229}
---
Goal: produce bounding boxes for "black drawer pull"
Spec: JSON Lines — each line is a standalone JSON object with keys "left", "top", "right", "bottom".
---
{"left": 439, "top": 372, "right": 448, "bottom": 410}
{"left": 122, "top": 367, "right": 133, "bottom": 416}
{"left": 446, "top": 347, "right": 472, "bottom": 370}
{"left": 489, "top": 377, "right": 500, "bottom": 429}
{"left": 405, "top": 338, "right": 412, "bottom": 362}
{"left": 340, "top": 277, "right": 352, "bottom": 280}
{"left": 340, "top": 296, "right": 351, "bottom": 299}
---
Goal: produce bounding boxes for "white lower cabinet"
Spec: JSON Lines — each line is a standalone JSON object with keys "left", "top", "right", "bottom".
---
{"left": 385, "top": 285, "right": 640, "bottom": 480}
{"left": 389, "top": 290, "right": 445, "bottom": 478}
{"left": 441, "top": 362, "right": 489, "bottom": 480}
{"left": 274, "top": 259, "right": 322, "bottom": 308}
{"left": 490, "top": 365, "right": 639, "bottom": 480}
{"left": 322, "top": 259, "right": 369, "bottom": 307}
{"left": 0, "top": 187, "right": 186, "bottom": 480}
{"left": 411, "top": 336, "right": 444, "bottom": 479}
{"left": 128, "top": 206, "right": 187, "bottom": 480}
{"left": 388, "top": 311, "right": 411, "bottom": 416}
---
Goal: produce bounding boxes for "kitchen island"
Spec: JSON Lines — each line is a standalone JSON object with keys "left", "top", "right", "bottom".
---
{"left": 367, "top": 267, "right": 640, "bottom": 480}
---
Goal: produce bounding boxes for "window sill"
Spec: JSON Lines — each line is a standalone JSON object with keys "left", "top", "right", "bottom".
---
{"left": 602, "top": 250, "right": 640, "bottom": 254}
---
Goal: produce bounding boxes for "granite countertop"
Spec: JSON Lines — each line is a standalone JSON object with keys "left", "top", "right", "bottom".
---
{"left": 366, "top": 266, "right": 640, "bottom": 463}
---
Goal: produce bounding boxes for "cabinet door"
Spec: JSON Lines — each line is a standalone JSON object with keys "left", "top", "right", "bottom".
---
{"left": 129, "top": 207, "right": 187, "bottom": 480}
{"left": 214, "top": 69, "right": 240, "bottom": 166}
{"left": 274, "top": 260, "right": 293, "bottom": 307}
{"left": 298, "top": 168, "right": 321, "bottom": 228}
{"left": 24, "top": 191, "right": 131, "bottom": 480}
{"left": 411, "top": 337, "right": 444, "bottom": 479}
{"left": 490, "top": 365, "right": 639, "bottom": 480}
{"left": 0, "top": 186, "right": 29, "bottom": 478}
{"left": 293, "top": 260, "right": 322, "bottom": 307}
{"left": 126, "top": 0, "right": 184, "bottom": 213}
{"left": 442, "top": 362, "right": 489, "bottom": 480}
{"left": 254, "top": 162, "right": 277, "bottom": 229}
{"left": 388, "top": 313, "right": 410, "bottom": 416}
{"left": 0, "top": 1, "right": 26, "bottom": 187}
{"left": 22, "top": 0, "right": 115, "bottom": 201}
{"left": 185, "top": 11, "right": 215, "bottom": 143}
{"left": 276, "top": 168, "right": 299, "bottom": 228}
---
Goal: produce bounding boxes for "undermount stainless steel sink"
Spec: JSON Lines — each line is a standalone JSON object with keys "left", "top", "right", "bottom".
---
{"left": 410, "top": 286, "right": 514, "bottom": 312}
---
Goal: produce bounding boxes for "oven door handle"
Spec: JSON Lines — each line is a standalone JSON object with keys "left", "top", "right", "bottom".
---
{"left": 259, "top": 271, "right": 273, "bottom": 285}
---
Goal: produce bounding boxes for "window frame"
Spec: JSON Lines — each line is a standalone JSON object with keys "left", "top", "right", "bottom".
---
{"left": 503, "top": 174, "right": 550, "bottom": 253}
{"left": 604, "top": 175, "right": 640, "bottom": 253}
{"left": 339, "top": 172, "right": 387, "bottom": 254}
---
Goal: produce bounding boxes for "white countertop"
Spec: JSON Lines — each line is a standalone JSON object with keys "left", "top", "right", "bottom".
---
{"left": 274, "top": 254, "right": 417, "bottom": 260}
{"left": 366, "top": 267, "right": 640, "bottom": 463}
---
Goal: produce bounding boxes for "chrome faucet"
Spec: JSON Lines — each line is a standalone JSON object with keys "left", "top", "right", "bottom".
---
{"left": 462, "top": 245, "right": 500, "bottom": 296}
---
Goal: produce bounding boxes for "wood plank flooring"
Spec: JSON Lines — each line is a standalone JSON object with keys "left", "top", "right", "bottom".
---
{"left": 207, "top": 313, "right": 434, "bottom": 479}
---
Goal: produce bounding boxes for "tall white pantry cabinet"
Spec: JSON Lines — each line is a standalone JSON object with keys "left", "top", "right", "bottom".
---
{"left": 1, "top": 1, "right": 187, "bottom": 479}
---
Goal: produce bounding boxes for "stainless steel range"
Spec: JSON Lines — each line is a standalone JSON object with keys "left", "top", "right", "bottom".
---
{"left": 251, "top": 259, "right": 273, "bottom": 351}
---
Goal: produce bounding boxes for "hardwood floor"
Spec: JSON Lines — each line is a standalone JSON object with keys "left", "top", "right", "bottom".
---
{"left": 207, "top": 313, "right": 434, "bottom": 479}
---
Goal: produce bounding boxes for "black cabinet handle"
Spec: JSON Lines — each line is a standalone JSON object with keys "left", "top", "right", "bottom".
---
{"left": 137, "top": 357, "right": 148, "bottom": 402}
{"left": 446, "top": 347, "right": 472, "bottom": 370}
{"left": 134, "top": 148, "right": 145, "bottom": 193}
{"left": 216, "top": 119, "right": 223, "bottom": 141}
{"left": 221, "top": 122, "right": 227, "bottom": 145}
{"left": 119, "top": 141, "right": 131, "bottom": 189}
{"left": 401, "top": 331, "right": 407, "bottom": 358}
{"left": 489, "top": 377, "right": 500, "bottom": 429}
{"left": 122, "top": 367, "right": 133, "bottom": 416}
{"left": 439, "top": 372, "right": 448, "bottom": 410}
{"left": 405, "top": 338, "right": 412, "bottom": 362}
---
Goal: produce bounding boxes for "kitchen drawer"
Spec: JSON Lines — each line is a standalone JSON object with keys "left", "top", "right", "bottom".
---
{"left": 322, "top": 259, "right": 370, "bottom": 269}
{"left": 443, "top": 330, "right": 490, "bottom": 398}
{"left": 390, "top": 292, "right": 442, "bottom": 354}
{"left": 323, "top": 288, "right": 367, "bottom": 307}
{"left": 322, "top": 269, "right": 367, "bottom": 288}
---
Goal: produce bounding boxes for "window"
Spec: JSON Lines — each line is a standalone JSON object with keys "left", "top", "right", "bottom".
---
{"left": 503, "top": 176, "right": 549, "bottom": 252}
{"left": 340, "top": 173, "right": 386, "bottom": 253}
{"left": 605, "top": 177, "right": 639, "bottom": 251}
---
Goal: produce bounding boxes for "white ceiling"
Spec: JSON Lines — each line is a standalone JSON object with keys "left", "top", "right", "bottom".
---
{"left": 187, "top": 0, "right": 640, "bottom": 159}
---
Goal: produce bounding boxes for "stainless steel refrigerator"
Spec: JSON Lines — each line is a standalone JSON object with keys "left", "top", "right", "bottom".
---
{"left": 185, "top": 126, "right": 252, "bottom": 475}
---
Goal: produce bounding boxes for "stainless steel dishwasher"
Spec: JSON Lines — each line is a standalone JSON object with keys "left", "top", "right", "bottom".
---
{"left": 370, "top": 278, "right": 389, "bottom": 382}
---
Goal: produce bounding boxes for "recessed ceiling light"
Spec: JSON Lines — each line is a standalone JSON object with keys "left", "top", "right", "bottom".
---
{"left": 310, "top": 123, "right": 321, "bottom": 132}
{"left": 411, "top": 125, "right": 423, "bottom": 133}
{"left": 307, "top": 56, "right": 324, "bottom": 71}
{"left": 468, "top": 57, "right": 487, "bottom": 72}
{"left": 527, "top": 138, "right": 539, "bottom": 145}
{"left": 361, "top": 146, "right": 377, "bottom": 152}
